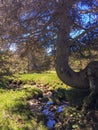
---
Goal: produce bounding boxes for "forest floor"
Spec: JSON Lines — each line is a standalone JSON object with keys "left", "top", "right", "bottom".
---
{"left": 0, "top": 71, "right": 98, "bottom": 130}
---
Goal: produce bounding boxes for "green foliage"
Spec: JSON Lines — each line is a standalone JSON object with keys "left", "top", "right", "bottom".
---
{"left": 55, "top": 107, "right": 98, "bottom": 130}
{"left": 9, "top": 55, "right": 28, "bottom": 74}
{"left": 0, "top": 51, "right": 11, "bottom": 75}
{"left": 52, "top": 88, "right": 67, "bottom": 103}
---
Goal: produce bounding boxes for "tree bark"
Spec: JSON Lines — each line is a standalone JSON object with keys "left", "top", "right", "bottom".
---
{"left": 27, "top": 46, "right": 33, "bottom": 73}
{"left": 55, "top": 29, "right": 98, "bottom": 89}
{"left": 55, "top": 3, "right": 98, "bottom": 90}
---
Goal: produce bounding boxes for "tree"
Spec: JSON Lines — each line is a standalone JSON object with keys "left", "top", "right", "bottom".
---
{"left": 0, "top": 50, "right": 10, "bottom": 75}
{"left": 54, "top": 0, "right": 98, "bottom": 90}
{"left": 0, "top": 0, "right": 98, "bottom": 90}
{"left": 17, "top": 41, "right": 52, "bottom": 73}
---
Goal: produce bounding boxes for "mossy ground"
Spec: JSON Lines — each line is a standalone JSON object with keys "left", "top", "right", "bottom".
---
{"left": 0, "top": 71, "right": 98, "bottom": 130}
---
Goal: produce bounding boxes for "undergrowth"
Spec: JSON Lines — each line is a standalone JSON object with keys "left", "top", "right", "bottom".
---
{"left": 0, "top": 85, "right": 47, "bottom": 130}
{"left": 0, "top": 71, "right": 97, "bottom": 130}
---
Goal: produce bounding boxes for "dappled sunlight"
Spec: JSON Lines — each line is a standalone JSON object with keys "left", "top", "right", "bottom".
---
{"left": 0, "top": 84, "right": 47, "bottom": 129}
{"left": 0, "top": 0, "right": 98, "bottom": 129}
{"left": 0, "top": 72, "right": 98, "bottom": 129}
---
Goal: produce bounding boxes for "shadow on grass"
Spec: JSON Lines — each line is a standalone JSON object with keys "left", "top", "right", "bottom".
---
{"left": 0, "top": 76, "right": 25, "bottom": 90}
{"left": 0, "top": 76, "right": 10, "bottom": 89}
{"left": 7, "top": 97, "right": 47, "bottom": 130}
{"left": 52, "top": 87, "right": 90, "bottom": 107}
{"left": 0, "top": 84, "right": 91, "bottom": 130}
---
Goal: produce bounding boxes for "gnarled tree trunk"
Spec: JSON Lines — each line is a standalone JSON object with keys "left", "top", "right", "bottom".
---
{"left": 55, "top": 2, "right": 98, "bottom": 90}
{"left": 55, "top": 31, "right": 98, "bottom": 89}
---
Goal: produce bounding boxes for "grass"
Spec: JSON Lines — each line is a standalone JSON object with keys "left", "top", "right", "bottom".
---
{"left": 17, "top": 71, "right": 69, "bottom": 90}
{"left": 0, "top": 71, "right": 69, "bottom": 130}
{"left": 0, "top": 71, "right": 92, "bottom": 130}
{"left": 18, "top": 72, "right": 60, "bottom": 83}
{"left": 0, "top": 85, "right": 47, "bottom": 130}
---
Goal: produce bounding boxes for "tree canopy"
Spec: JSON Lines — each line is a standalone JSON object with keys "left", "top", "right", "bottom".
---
{"left": 0, "top": 0, "right": 98, "bottom": 89}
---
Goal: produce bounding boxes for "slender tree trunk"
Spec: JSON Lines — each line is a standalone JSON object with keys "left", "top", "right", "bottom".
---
{"left": 27, "top": 42, "right": 38, "bottom": 73}
{"left": 27, "top": 46, "right": 33, "bottom": 73}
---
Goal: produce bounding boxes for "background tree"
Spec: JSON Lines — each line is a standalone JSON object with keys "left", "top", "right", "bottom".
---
{"left": 0, "top": 50, "right": 10, "bottom": 75}
{"left": 16, "top": 42, "right": 52, "bottom": 73}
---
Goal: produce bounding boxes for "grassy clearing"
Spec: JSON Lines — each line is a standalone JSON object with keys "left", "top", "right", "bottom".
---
{"left": 18, "top": 72, "right": 61, "bottom": 83}
{"left": 17, "top": 71, "right": 69, "bottom": 90}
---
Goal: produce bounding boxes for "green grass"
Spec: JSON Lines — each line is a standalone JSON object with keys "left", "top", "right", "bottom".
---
{"left": 17, "top": 72, "right": 89, "bottom": 105}
{"left": 0, "top": 71, "right": 91, "bottom": 130}
{"left": 0, "top": 86, "right": 47, "bottom": 130}
{"left": 19, "top": 72, "right": 60, "bottom": 83}
{"left": 0, "top": 71, "right": 68, "bottom": 129}
{"left": 17, "top": 71, "right": 69, "bottom": 90}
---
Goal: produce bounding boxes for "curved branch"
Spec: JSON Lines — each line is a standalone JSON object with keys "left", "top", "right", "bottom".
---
{"left": 55, "top": 24, "right": 98, "bottom": 89}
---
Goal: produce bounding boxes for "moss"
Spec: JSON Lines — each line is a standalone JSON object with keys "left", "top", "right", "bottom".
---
{"left": 55, "top": 107, "right": 98, "bottom": 130}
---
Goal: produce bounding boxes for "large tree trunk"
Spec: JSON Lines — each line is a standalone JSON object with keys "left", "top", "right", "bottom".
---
{"left": 55, "top": 31, "right": 89, "bottom": 89}
{"left": 55, "top": 32, "right": 98, "bottom": 89}
{"left": 55, "top": 2, "right": 98, "bottom": 90}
